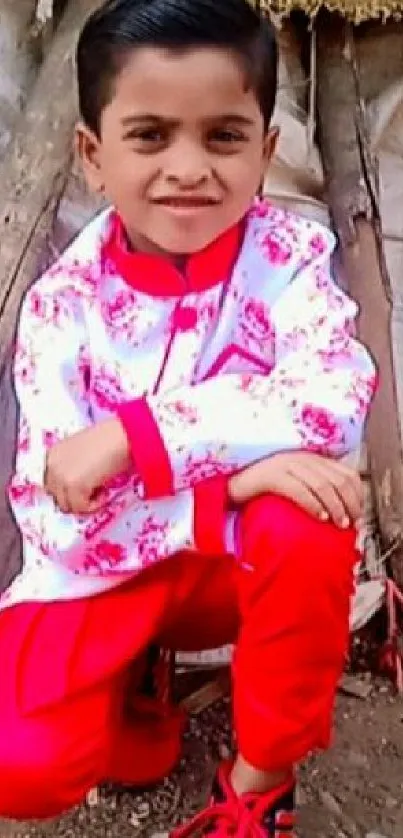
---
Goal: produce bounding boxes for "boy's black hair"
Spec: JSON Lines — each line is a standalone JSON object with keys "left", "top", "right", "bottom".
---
{"left": 76, "top": 0, "right": 278, "bottom": 137}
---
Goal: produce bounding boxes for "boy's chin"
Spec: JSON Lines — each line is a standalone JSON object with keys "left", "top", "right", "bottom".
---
{"left": 154, "top": 227, "right": 223, "bottom": 257}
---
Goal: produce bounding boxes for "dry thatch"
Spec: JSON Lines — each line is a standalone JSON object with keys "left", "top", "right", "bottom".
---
{"left": 259, "top": 0, "right": 403, "bottom": 22}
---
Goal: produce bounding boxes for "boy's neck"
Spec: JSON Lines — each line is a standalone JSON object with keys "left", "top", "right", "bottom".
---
{"left": 124, "top": 224, "right": 187, "bottom": 268}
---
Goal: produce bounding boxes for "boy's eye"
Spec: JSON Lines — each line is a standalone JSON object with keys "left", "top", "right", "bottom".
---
{"left": 123, "top": 127, "right": 168, "bottom": 150}
{"left": 208, "top": 128, "right": 246, "bottom": 144}
{"left": 137, "top": 128, "right": 165, "bottom": 142}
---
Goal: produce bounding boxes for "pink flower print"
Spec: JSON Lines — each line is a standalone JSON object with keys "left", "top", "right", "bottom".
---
{"left": 82, "top": 507, "right": 115, "bottom": 540}
{"left": 92, "top": 363, "right": 125, "bottom": 411}
{"left": 29, "top": 290, "right": 47, "bottom": 320}
{"left": 42, "top": 429, "right": 62, "bottom": 450}
{"left": 200, "top": 300, "right": 217, "bottom": 325}
{"left": 277, "top": 374, "right": 305, "bottom": 390}
{"left": 8, "top": 477, "right": 36, "bottom": 506}
{"left": 261, "top": 233, "right": 292, "bottom": 266}
{"left": 318, "top": 327, "right": 351, "bottom": 367}
{"left": 327, "top": 286, "right": 348, "bottom": 312}
{"left": 17, "top": 415, "right": 30, "bottom": 453}
{"left": 82, "top": 539, "right": 127, "bottom": 573}
{"left": 29, "top": 287, "right": 78, "bottom": 328}
{"left": 14, "top": 341, "right": 37, "bottom": 387}
{"left": 309, "top": 233, "right": 327, "bottom": 257}
{"left": 133, "top": 516, "right": 170, "bottom": 567}
{"left": 169, "top": 400, "right": 199, "bottom": 426}
{"left": 238, "top": 373, "right": 254, "bottom": 393}
{"left": 313, "top": 266, "right": 330, "bottom": 292}
{"left": 103, "top": 470, "right": 133, "bottom": 493}
{"left": 279, "top": 326, "right": 308, "bottom": 352}
{"left": 240, "top": 298, "right": 275, "bottom": 351}
{"left": 283, "top": 216, "right": 302, "bottom": 243}
{"left": 80, "top": 262, "right": 100, "bottom": 293}
{"left": 102, "top": 289, "right": 140, "bottom": 332}
{"left": 235, "top": 373, "right": 271, "bottom": 403}
{"left": 346, "top": 373, "right": 377, "bottom": 418}
{"left": 77, "top": 344, "right": 92, "bottom": 394}
{"left": 47, "top": 260, "right": 98, "bottom": 298}
{"left": 249, "top": 197, "right": 271, "bottom": 220}
{"left": 182, "top": 450, "right": 231, "bottom": 485}
{"left": 300, "top": 404, "right": 345, "bottom": 448}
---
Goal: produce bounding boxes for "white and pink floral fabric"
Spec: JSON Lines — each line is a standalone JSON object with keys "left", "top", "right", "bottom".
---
{"left": 4, "top": 199, "right": 376, "bottom": 609}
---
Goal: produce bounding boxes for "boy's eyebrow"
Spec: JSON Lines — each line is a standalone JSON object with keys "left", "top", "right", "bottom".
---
{"left": 121, "top": 114, "right": 167, "bottom": 126}
{"left": 120, "top": 113, "right": 256, "bottom": 126}
{"left": 217, "top": 114, "right": 255, "bottom": 125}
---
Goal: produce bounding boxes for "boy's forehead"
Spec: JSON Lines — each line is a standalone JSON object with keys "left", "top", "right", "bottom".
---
{"left": 108, "top": 46, "right": 261, "bottom": 121}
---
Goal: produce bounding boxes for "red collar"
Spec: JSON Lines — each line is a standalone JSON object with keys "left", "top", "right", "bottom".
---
{"left": 101, "top": 211, "right": 243, "bottom": 297}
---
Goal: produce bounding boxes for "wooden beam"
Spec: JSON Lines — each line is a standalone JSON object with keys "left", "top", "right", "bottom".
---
{"left": 316, "top": 13, "right": 403, "bottom": 587}
{"left": 0, "top": 0, "right": 100, "bottom": 593}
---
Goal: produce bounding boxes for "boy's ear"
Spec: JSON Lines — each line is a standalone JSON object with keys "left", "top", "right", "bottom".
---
{"left": 75, "top": 121, "right": 105, "bottom": 194}
{"left": 263, "top": 125, "right": 279, "bottom": 165}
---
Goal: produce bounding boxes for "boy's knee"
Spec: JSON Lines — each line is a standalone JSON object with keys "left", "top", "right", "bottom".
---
{"left": 241, "top": 493, "right": 357, "bottom": 580}
{"left": 0, "top": 719, "right": 84, "bottom": 820}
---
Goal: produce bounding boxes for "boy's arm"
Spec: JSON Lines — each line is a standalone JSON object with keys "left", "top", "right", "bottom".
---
{"left": 117, "top": 247, "right": 377, "bottom": 499}
{"left": 11, "top": 285, "right": 92, "bottom": 491}
{"left": 9, "top": 285, "right": 139, "bottom": 562}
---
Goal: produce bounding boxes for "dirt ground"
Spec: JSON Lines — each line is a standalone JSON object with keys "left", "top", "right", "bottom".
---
{"left": 1, "top": 673, "right": 402, "bottom": 838}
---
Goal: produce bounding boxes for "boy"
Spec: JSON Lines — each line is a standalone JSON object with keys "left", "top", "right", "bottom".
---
{"left": 0, "top": 0, "right": 375, "bottom": 833}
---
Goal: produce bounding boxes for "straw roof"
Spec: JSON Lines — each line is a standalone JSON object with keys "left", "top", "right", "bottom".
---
{"left": 258, "top": 0, "right": 403, "bottom": 21}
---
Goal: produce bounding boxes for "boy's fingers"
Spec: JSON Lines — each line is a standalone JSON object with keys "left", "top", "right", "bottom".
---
{"left": 330, "top": 473, "right": 362, "bottom": 522}
{"left": 315, "top": 460, "right": 363, "bottom": 522}
{"left": 66, "top": 488, "right": 98, "bottom": 515}
{"left": 228, "top": 461, "right": 265, "bottom": 503}
{"left": 289, "top": 463, "right": 350, "bottom": 527}
{"left": 47, "top": 482, "right": 71, "bottom": 515}
{"left": 272, "top": 472, "right": 329, "bottom": 521}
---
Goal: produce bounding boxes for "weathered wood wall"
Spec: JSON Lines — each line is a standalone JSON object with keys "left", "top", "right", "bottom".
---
{"left": 0, "top": 0, "right": 100, "bottom": 593}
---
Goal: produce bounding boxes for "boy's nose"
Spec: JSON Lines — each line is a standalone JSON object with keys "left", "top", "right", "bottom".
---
{"left": 165, "top": 143, "right": 210, "bottom": 187}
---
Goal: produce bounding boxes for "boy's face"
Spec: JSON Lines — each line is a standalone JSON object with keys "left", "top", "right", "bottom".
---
{"left": 77, "top": 46, "right": 277, "bottom": 257}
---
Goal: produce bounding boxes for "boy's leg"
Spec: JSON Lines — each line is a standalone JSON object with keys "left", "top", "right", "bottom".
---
{"left": 0, "top": 553, "right": 238, "bottom": 820}
{"left": 232, "top": 493, "right": 357, "bottom": 788}
{"left": 170, "top": 494, "right": 357, "bottom": 838}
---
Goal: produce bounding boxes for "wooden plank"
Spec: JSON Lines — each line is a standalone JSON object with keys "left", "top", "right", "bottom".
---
{"left": 0, "top": 0, "right": 100, "bottom": 593}
{"left": 179, "top": 670, "right": 231, "bottom": 714}
{"left": 316, "top": 13, "right": 403, "bottom": 588}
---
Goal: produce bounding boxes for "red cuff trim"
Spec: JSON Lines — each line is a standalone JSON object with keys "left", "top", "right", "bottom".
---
{"left": 116, "top": 398, "right": 174, "bottom": 499}
{"left": 194, "top": 477, "right": 228, "bottom": 555}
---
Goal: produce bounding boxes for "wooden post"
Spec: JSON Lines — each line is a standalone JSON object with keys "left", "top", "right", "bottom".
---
{"left": 0, "top": 0, "right": 100, "bottom": 593}
{"left": 316, "top": 13, "right": 403, "bottom": 587}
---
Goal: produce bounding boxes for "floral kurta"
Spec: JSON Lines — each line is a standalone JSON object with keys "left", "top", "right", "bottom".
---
{"left": 5, "top": 199, "right": 376, "bottom": 609}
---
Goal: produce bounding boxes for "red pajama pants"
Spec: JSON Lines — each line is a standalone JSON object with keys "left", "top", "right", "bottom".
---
{"left": 0, "top": 495, "right": 357, "bottom": 820}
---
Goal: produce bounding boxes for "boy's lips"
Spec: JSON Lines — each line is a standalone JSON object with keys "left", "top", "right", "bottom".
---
{"left": 153, "top": 196, "right": 219, "bottom": 209}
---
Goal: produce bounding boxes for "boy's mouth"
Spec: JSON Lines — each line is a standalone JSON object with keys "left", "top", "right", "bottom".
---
{"left": 153, "top": 196, "right": 219, "bottom": 209}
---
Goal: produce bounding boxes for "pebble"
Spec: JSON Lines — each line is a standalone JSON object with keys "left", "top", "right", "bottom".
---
{"left": 137, "top": 801, "right": 151, "bottom": 818}
{"left": 347, "top": 751, "right": 370, "bottom": 769}
{"left": 385, "top": 795, "right": 398, "bottom": 808}
{"left": 218, "top": 742, "right": 231, "bottom": 760}
{"left": 318, "top": 789, "right": 342, "bottom": 817}
{"left": 86, "top": 787, "right": 99, "bottom": 807}
{"left": 129, "top": 813, "right": 141, "bottom": 828}
{"left": 295, "top": 786, "right": 307, "bottom": 805}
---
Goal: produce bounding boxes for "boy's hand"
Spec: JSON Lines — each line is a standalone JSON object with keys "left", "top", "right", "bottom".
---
{"left": 228, "top": 451, "right": 363, "bottom": 529}
{"left": 44, "top": 419, "right": 131, "bottom": 515}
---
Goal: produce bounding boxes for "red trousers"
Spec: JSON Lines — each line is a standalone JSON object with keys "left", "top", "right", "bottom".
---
{"left": 0, "top": 496, "right": 357, "bottom": 820}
